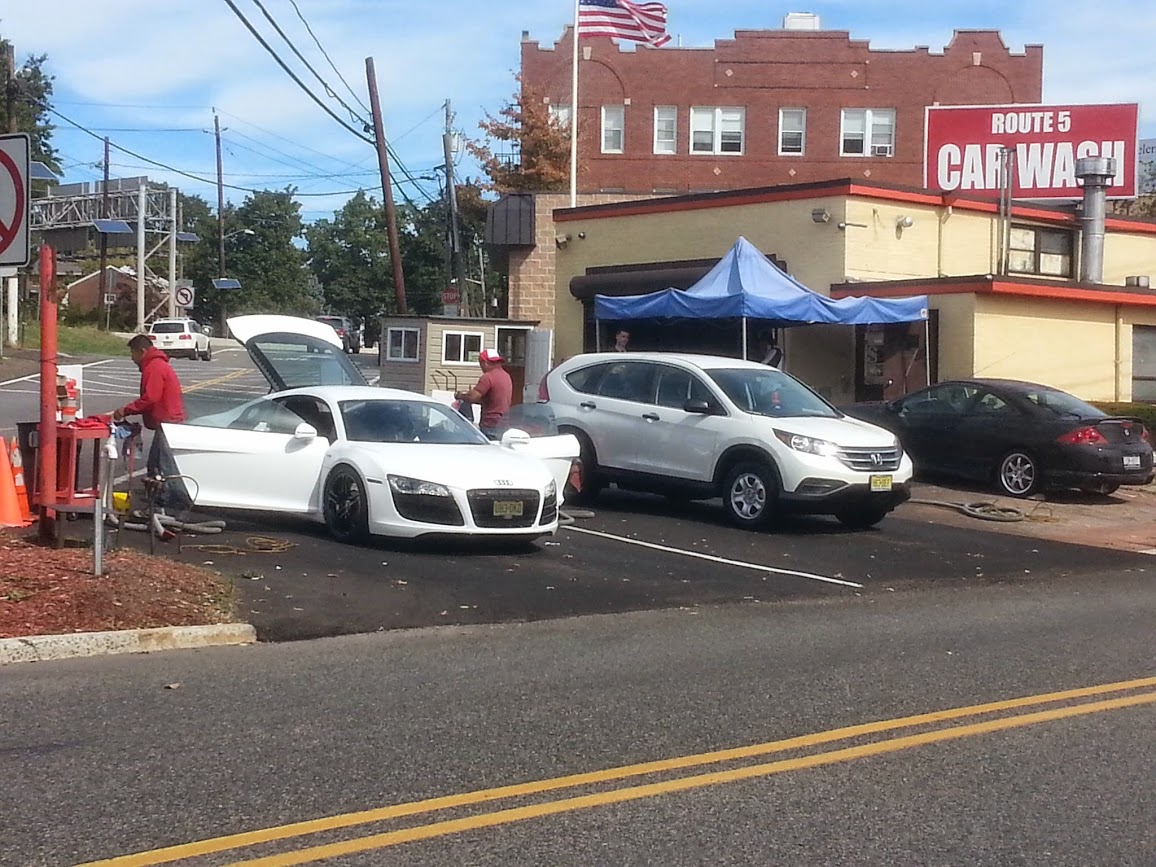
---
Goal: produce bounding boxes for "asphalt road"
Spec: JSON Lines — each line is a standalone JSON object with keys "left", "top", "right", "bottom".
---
{"left": 2, "top": 569, "right": 1153, "bottom": 866}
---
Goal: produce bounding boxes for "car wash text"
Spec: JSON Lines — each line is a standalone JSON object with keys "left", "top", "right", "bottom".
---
{"left": 924, "top": 103, "right": 1139, "bottom": 200}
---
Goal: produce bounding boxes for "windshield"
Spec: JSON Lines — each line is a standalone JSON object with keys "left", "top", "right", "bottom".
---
{"left": 1022, "top": 388, "right": 1106, "bottom": 419}
{"left": 339, "top": 399, "right": 489, "bottom": 445}
{"left": 151, "top": 322, "right": 187, "bottom": 334}
{"left": 708, "top": 368, "right": 840, "bottom": 419}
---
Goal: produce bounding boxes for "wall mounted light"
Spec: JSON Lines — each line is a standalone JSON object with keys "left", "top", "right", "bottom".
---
{"left": 896, "top": 215, "right": 915, "bottom": 229}
{"left": 555, "top": 233, "right": 572, "bottom": 248}
{"left": 837, "top": 221, "right": 869, "bottom": 230}
{"left": 811, "top": 208, "right": 831, "bottom": 224}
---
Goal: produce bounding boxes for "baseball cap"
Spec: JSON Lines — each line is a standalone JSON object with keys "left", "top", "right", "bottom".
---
{"left": 479, "top": 349, "right": 504, "bottom": 363}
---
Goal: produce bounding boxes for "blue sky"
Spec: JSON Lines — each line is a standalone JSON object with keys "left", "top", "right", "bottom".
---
{"left": 5, "top": 0, "right": 1154, "bottom": 222}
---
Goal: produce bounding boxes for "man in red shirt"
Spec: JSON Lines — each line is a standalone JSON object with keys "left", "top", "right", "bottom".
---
{"left": 456, "top": 348, "right": 513, "bottom": 438}
{"left": 114, "top": 334, "right": 188, "bottom": 511}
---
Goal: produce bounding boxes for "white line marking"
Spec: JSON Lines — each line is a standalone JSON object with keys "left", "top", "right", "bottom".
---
{"left": 565, "top": 526, "right": 863, "bottom": 589}
{"left": 1137, "top": 548, "right": 1156, "bottom": 556}
{"left": 0, "top": 357, "right": 115, "bottom": 388}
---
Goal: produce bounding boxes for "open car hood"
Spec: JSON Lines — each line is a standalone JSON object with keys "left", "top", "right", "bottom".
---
{"left": 228, "top": 314, "right": 368, "bottom": 392}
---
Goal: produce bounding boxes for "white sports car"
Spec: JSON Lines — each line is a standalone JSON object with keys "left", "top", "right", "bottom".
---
{"left": 162, "top": 315, "right": 580, "bottom": 543}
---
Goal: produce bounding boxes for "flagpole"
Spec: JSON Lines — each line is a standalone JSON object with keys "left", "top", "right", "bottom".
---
{"left": 569, "top": 0, "right": 580, "bottom": 207}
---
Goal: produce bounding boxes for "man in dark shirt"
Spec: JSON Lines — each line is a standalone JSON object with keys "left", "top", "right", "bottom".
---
{"left": 456, "top": 349, "right": 513, "bottom": 439}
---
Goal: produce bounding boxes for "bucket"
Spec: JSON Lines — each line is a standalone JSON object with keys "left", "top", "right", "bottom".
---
{"left": 112, "top": 491, "right": 130, "bottom": 513}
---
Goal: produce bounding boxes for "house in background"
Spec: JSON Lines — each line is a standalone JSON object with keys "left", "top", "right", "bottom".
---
{"left": 520, "top": 16, "right": 1042, "bottom": 195}
{"left": 64, "top": 266, "right": 170, "bottom": 320}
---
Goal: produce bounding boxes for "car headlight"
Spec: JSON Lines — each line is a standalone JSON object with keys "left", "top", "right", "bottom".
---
{"left": 544, "top": 479, "right": 557, "bottom": 499}
{"left": 773, "top": 430, "right": 840, "bottom": 457}
{"left": 387, "top": 475, "right": 451, "bottom": 497}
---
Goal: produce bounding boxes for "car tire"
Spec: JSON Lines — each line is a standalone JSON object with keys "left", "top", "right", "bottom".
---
{"left": 563, "top": 429, "right": 603, "bottom": 504}
{"left": 200, "top": 342, "right": 212, "bottom": 362}
{"left": 996, "top": 449, "right": 1041, "bottom": 498}
{"left": 835, "top": 507, "right": 891, "bottom": 530}
{"left": 323, "top": 465, "right": 370, "bottom": 544}
{"left": 721, "top": 461, "right": 778, "bottom": 530}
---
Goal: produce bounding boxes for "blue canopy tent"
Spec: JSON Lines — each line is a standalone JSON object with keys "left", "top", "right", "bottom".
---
{"left": 594, "top": 236, "right": 930, "bottom": 378}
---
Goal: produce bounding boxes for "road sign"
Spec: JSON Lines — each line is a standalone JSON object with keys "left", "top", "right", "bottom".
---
{"left": 442, "top": 286, "right": 459, "bottom": 305}
{"left": 174, "top": 285, "right": 195, "bottom": 308}
{"left": 0, "top": 134, "right": 31, "bottom": 267}
{"left": 103, "top": 294, "right": 117, "bottom": 306}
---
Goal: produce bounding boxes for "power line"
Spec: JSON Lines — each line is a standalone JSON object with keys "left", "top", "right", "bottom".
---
{"left": 218, "top": 0, "right": 373, "bottom": 144}
{"left": 219, "top": 115, "right": 373, "bottom": 174}
{"left": 245, "top": 0, "right": 369, "bottom": 127}
{"left": 286, "top": 0, "right": 371, "bottom": 115}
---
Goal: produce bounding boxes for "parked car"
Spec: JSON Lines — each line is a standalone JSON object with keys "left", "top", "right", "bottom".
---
{"left": 315, "top": 315, "right": 360, "bottom": 354}
{"left": 842, "top": 379, "right": 1155, "bottom": 497}
{"left": 148, "top": 318, "right": 212, "bottom": 361}
{"left": 162, "top": 315, "right": 579, "bottom": 544}
{"left": 542, "top": 353, "right": 913, "bottom": 530}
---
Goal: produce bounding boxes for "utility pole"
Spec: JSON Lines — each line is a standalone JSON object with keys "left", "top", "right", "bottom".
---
{"left": 168, "top": 187, "right": 178, "bottom": 319}
{"left": 214, "top": 112, "right": 227, "bottom": 334}
{"left": 365, "top": 57, "right": 407, "bottom": 314}
{"left": 99, "top": 137, "right": 110, "bottom": 330}
{"left": 3, "top": 41, "right": 16, "bottom": 355}
{"left": 442, "top": 99, "right": 466, "bottom": 315}
{"left": 5, "top": 41, "right": 16, "bottom": 134}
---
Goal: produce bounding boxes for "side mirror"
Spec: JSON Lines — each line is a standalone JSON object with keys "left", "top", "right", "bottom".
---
{"left": 202, "top": 326, "right": 213, "bottom": 337}
{"left": 683, "top": 399, "right": 713, "bottom": 415}
{"left": 500, "top": 428, "right": 532, "bottom": 448}
{"left": 293, "top": 422, "right": 318, "bottom": 441}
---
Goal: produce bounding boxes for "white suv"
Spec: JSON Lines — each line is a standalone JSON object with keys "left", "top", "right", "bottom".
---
{"left": 148, "top": 318, "right": 212, "bottom": 361}
{"left": 542, "top": 353, "right": 914, "bottom": 529}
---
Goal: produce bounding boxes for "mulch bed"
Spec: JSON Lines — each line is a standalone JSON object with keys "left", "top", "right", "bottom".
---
{"left": 0, "top": 527, "right": 236, "bottom": 639}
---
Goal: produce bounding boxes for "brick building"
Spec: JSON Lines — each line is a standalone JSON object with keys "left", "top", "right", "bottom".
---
{"left": 520, "top": 17, "right": 1043, "bottom": 194}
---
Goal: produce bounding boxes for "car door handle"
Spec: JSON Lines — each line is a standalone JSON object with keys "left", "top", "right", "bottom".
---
{"left": 642, "top": 412, "right": 660, "bottom": 421}
{"left": 580, "top": 401, "right": 597, "bottom": 410}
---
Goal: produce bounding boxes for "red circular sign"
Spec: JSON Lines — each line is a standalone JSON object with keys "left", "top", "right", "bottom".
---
{"left": 0, "top": 146, "right": 26, "bottom": 259}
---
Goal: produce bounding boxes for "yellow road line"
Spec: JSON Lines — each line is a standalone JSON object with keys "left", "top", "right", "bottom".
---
{"left": 183, "top": 368, "right": 255, "bottom": 395}
{"left": 76, "top": 675, "right": 1156, "bottom": 867}
{"left": 230, "top": 690, "right": 1156, "bottom": 866}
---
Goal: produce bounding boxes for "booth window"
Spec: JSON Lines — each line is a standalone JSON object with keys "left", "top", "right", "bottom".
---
{"left": 443, "top": 331, "right": 484, "bottom": 365}
{"left": 386, "top": 327, "right": 420, "bottom": 362}
{"left": 1008, "top": 226, "right": 1073, "bottom": 278}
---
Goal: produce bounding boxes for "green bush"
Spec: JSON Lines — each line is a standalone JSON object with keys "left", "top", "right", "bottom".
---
{"left": 1091, "top": 402, "right": 1156, "bottom": 430}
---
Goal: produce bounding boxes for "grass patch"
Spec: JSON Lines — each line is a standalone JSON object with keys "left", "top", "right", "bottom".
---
{"left": 23, "top": 324, "right": 130, "bottom": 357}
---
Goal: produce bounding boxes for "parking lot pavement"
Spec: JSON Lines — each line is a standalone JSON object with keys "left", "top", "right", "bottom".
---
{"left": 110, "top": 487, "right": 1153, "bottom": 643}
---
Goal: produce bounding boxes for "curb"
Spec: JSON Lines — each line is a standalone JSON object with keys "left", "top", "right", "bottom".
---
{"left": 0, "top": 623, "right": 257, "bottom": 665}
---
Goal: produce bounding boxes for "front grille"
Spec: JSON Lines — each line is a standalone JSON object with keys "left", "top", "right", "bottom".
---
{"left": 467, "top": 488, "right": 541, "bottom": 529}
{"left": 836, "top": 445, "right": 902, "bottom": 472}
{"left": 392, "top": 492, "right": 465, "bottom": 526}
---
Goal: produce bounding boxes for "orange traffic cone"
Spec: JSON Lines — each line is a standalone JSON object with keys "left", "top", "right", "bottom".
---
{"left": 9, "top": 438, "right": 32, "bottom": 523}
{"left": 0, "top": 442, "right": 31, "bottom": 528}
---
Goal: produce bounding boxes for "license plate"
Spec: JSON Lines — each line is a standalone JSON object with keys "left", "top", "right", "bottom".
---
{"left": 1124, "top": 455, "right": 1142, "bottom": 468}
{"left": 870, "top": 474, "right": 893, "bottom": 492}
{"left": 492, "top": 500, "right": 524, "bottom": 517}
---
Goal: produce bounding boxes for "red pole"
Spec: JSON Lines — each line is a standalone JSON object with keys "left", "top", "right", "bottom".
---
{"left": 38, "top": 245, "right": 58, "bottom": 543}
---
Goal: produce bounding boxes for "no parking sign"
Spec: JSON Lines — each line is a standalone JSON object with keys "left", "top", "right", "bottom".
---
{"left": 0, "top": 134, "right": 30, "bottom": 268}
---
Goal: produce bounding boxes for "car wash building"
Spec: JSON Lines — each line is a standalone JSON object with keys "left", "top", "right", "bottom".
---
{"left": 493, "top": 103, "right": 1156, "bottom": 405}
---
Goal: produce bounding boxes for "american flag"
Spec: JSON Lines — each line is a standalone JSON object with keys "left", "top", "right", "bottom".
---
{"left": 578, "top": 0, "right": 671, "bottom": 47}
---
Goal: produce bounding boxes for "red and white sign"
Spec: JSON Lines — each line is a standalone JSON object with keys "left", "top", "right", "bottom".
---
{"left": 0, "top": 134, "right": 30, "bottom": 267}
{"left": 441, "top": 286, "right": 459, "bottom": 305}
{"left": 924, "top": 103, "right": 1139, "bottom": 199}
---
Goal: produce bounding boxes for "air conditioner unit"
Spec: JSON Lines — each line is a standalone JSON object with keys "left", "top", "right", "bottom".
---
{"left": 871, "top": 145, "right": 893, "bottom": 157}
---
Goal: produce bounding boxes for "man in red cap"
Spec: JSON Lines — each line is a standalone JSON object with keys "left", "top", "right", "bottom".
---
{"left": 456, "top": 348, "right": 513, "bottom": 439}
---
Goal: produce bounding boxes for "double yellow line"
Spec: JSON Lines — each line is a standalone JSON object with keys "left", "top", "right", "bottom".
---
{"left": 183, "top": 369, "right": 256, "bottom": 395}
{"left": 81, "top": 676, "right": 1156, "bottom": 867}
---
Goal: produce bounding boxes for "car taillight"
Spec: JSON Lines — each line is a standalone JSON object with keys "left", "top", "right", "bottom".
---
{"left": 336, "top": 328, "right": 345, "bottom": 336}
{"left": 1056, "top": 426, "right": 1107, "bottom": 446}
{"left": 178, "top": 333, "right": 192, "bottom": 340}
{"left": 148, "top": 334, "right": 157, "bottom": 340}
{"left": 1142, "top": 426, "right": 1151, "bottom": 443}
{"left": 538, "top": 375, "right": 550, "bottom": 402}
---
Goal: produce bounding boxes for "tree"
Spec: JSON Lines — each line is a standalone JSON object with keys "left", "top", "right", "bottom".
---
{"left": 185, "top": 189, "right": 316, "bottom": 329}
{"left": 466, "top": 75, "right": 571, "bottom": 193}
{"left": 1, "top": 38, "right": 59, "bottom": 173}
{"left": 305, "top": 191, "right": 397, "bottom": 324}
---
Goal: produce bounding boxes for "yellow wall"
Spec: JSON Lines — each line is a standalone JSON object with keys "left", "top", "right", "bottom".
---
{"left": 1104, "top": 232, "right": 1156, "bottom": 285}
{"left": 930, "top": 293, "right": 977, "bottom": 381}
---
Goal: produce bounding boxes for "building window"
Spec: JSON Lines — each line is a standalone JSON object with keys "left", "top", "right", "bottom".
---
{"left": 1007, "top": 225, "right": 1074, "bottom": 278}
{"left": 442, "top": 331, "right": 483, "bottom": 365}
{"left": 601, "top": 105, "right": 625, "bottom": 154}
{"left": 386, "top": 327, "right": 419, "bottom": 362}
{"left": 654, "top": 106, "right": 677, "bottom": 155}
{"left": 1133, "top": 325, "right": 1156, "bottom": 401}
{"left": 841, "top": 108, "right": 896, "bottom": 157}
{"left": 548, "top": 104, "right": 571, "bottom": 129}
{"left": 778, "top": 108, "right": 806, "bottom": 156}
{"left": 690, "top": 107, "right": 745, "bottom": 155}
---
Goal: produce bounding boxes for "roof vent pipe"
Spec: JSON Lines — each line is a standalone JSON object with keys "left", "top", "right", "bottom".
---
{"left": 1075, "top": 156, "right": 1117, "bottom": 283}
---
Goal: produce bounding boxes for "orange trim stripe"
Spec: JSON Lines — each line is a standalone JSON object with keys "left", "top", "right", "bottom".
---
{"left": 831, "top": 278, "right": 1156, "bottom": 307}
